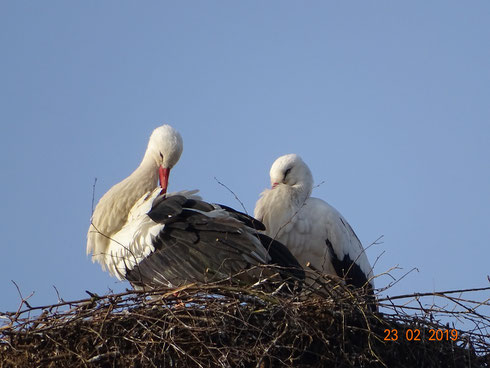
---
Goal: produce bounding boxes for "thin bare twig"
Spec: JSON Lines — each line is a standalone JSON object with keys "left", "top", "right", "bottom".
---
{"left": 214, "top": 177, "right": 248, "bottom": 215}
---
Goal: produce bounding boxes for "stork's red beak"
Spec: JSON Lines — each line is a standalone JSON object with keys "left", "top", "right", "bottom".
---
{"left": 159, "top": 166, "right": 170, "bottom": 195}
{"left": 272, "top": 182, "right": 278, "bottom": 188}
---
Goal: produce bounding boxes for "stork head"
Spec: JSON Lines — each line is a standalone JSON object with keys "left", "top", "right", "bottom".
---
{"left": 145, "top": 124, "right": 183, "bottom": 195}
{"left": 269, "top": 154, "right": 314, "bottom": 194}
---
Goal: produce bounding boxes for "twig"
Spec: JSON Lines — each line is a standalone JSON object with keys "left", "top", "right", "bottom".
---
{"left": 214, "top": 177, "right": 248, "bottom": 215}
{"left": 379, "top": 286, "right": 490, "bottom": 302}
{"left": 91, "top": 177, "right": 98, "bottom": 215}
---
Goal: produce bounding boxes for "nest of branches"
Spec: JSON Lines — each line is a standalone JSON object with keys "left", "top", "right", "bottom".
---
{"left": 1, "top": 269, "right": 489, "bottom": 368}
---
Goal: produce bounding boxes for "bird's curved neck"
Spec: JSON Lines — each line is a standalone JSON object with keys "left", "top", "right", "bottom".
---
{"left": 290, "top": 182, "right": 312, "bottom": 207}
{"left": 127, "top": 158, "right": 159, "bottom": 194}
{"left": 297, "top": 181, "right": 313, "bottom": 199}
{"left": 101, "top": 157, "right": 160, "bottom": 226}
{"left": 272, "top": 182, "right": 311, "bottom": 209}
{"left": 87, "top": 156, "right": 160, "bottom": 263}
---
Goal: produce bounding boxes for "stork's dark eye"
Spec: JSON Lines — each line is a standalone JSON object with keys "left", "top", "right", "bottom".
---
{"left": 284, "top": 168, "right": 292, "bottom": 178}
{"left": 159, "top": 152, "right": 164, "bottom": 159}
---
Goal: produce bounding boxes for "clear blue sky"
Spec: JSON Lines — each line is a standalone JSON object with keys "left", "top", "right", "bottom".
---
{"left": 1, "top": 2, "right": 489, "bottom": 324}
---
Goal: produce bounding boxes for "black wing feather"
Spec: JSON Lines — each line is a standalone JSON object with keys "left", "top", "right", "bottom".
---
{"left": 325, "top": 238, "right": 374, "bottom": 300}
{"left": 215, "top": 203, "right": 266, "bottom": 231}
{"left": 126, "top": 194, "right": 303, "bottom": 290}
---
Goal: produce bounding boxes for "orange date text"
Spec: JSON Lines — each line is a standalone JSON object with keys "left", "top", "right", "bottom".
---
{"left": 383, "top": 328, "right": 458, "bottom": 341}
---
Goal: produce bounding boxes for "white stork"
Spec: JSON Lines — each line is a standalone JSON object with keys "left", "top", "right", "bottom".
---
{"left": 254, "top": 154, "right": 375, "bottom": 295}
{"left": 87, "top": 125, "right": 303, "bottom": 289}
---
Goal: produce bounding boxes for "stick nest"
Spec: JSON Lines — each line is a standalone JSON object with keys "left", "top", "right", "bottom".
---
{"left": 1, "top": 271, "right": 489, "bottom": 368}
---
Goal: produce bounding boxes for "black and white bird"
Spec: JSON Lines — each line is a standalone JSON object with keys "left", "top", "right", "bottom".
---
{"left": 87, "top": 125, "right": 303, "bottom": 289}
{"left": 254, "top": 154, "right": 374, "bottom": 294}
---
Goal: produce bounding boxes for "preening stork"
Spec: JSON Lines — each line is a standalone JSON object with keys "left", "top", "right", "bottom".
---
{"left": 87, "top": 125, "right": 303, "bottom": 289}
{"left": 254, "top": 154, "right": 375, "bottom": 294}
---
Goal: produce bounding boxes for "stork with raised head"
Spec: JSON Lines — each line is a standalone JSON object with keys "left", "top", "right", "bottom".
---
{"left": 254, "top": 154, "right": 374, "bottom": 295}
{"left": 87, "top": 125, "right": 303, "bottom": 289}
